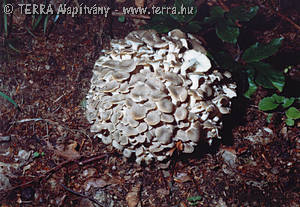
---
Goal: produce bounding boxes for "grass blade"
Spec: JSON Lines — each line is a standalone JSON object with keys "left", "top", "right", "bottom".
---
{"left": 43, "top": 14, "right": 50, "bottom": 34}
{"left": 0, "top": 91, "right": 20, "bottom": 109}
{"left": 25, "top": 27, "right": 37, "bottom": 38}
{"left": 33, "top": 14, "right": 43, "bottom": 30}
{"left": 8, "top": 43, "right": 21, "bottom": 53}
{"left": 3, "top": 0, "right": 8, "bottom": 37}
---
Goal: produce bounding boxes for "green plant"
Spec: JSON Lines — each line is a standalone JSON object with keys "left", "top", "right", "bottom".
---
{"left": 187, "top": 195, "right": 202, "bottom": 206}
{"left": 143, "top": 0, "right": 200, "bottom": 33}
{"left": 202, "top": 5, "right": 258, "bottom": 43}
{"left": 33, "top": 151, "right": 45, "bottom": 158}
{"left": 118, "top": 15, "right": 126, "bottom": 23}
{"left": 211, "top": 37, "right": 285, "bottom": 98}
{"left": 29, "top": 0, "right": 59, "bottom": 35}
{"left": 2, "top": 0, "right": 21, "bottom": 54}
{"left": 0, "top": 91, "right": 20, "bottom": 109}
{"left": 3, "top": 0, "right": 8, "bottom": 37}
{"left": 259, "top": 94, "right": 300, "bottom": 126}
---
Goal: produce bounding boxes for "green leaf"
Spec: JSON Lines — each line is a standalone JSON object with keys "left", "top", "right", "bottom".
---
{"left": 201, "top": 6, "right": 225, "bottom": 26}
{"left": 33, "top": 152, "right": 40, "bottom": 158}
{"left": 258, "top": 97, "right": 279, "bottom": 111}
{"left": 242, "top": 38, "right": 284, "bottom": 63}
{"left": 0, "top": 91, "right": 20, "bottom": 109}
{"left": 118, "top": 16, "right": 125, "bottom": 23}
{"left": 216, "top": 19, "right": 239, "bottom": 43}
{"left": 227, "top": 6, "right": 259, "bottom": 22}
{"left": 285, "top": 118, "right": 294, "bottom": 126}
{"left": 266, "top": 113, "right": 273, "bottom": 123}
{"left": 184, "top": 20, "right": 202, "bottom": 33}
{"left": 244, "top": 76, "right": 257, "bottom": 98}
{"left": 282, "top": 97, "right": 295, "bottom": 108}
{"left": 285, "top": 107, "right": 300, "bottom": 119}
{"left": 271, "top": 94, "right": 284, "bottom": 103}
{"left": 210, "top": 6, "right": 225, "bottom": 18}
{"left": 244, "top": 68, "right": 257, "bottom": 98}
{"left": 171, "top": 0, "right": 197, "bottom": 23}
{"left": 187, "top": 195, "right": 202, "bottom": 202}
{"left": 250, "top": 62, "right": 285, "bottom": 91}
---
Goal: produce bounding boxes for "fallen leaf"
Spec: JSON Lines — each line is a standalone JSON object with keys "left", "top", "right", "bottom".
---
{"left": 83, "top": 175, "right": 124, "bottom": 191}
{"left": 55, "top": 141, "right": 80, "bottom": 160}
{"left": 237, "top": 146, "right": 248, "bottom": 155}
{"left": 83, "top": 178, "right": 110, "bottom": 191}
{"left": 174, "top": 172, "right": 192, "bottom": 183}
{"left": 126, "top": 183, "right": 141, "bottom": 207}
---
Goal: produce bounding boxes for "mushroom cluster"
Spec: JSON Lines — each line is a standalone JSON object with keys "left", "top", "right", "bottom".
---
{"left": 86, "top": 29, "right": 237, "bottom": 166}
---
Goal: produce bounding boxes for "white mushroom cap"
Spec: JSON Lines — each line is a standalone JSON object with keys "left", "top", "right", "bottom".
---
{"left": 155, "top": 126, "right": 173, "bottom": 144}
{"left": 156, "top": 98, "right": 174, "bottom": 113}
{"left": 96, "top": 134, "right": 112, "bottom": 145}
{"left": 112, "top": 140, "right": 124, "bottom": 151}
{"left": 161, "top": 113, "right": 174, "bottom": 123}
{"left": 167, "top": 85, "right": 188, "bottom": 103}
{"left": 145, "top": 110, "right": 161, "bottom": 126}
{"left": 168, "top": 29, "right": 187, "bottom": 39}
{"left": 183, "top": 143, "right": 194, "bottom": 153}
{"left": 222, "top": 85, "right": 237, "bottom": 98}
{"left": 188, "top": 38, "right": 207, "bottom": 54}
{"left": 181, "top": 50, "right": 211, "bottom": 75}
{"left": 102, "top": 59, "right": 139, "bottom": 72}
{"left": 130, "top": 104, "right": 147, "bottom": 120}
{"left": 123, "top": 148, "right": 133, "bottom": 158}
{"left": 186, "top": 122, "right": 201, "bottom": 143}
{"left": 174, "top": 106, "right": 188, "bottom": 121}
{"left": 119, "top": 136, "right": 129, "bottom": 146}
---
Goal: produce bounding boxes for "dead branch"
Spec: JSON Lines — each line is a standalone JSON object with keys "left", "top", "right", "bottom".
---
{"left": 216, "top": 0, "right": 229, "bottom": 12}
{"left": 274, "top": 11, "right": 300, "bottom": 32}
{"left": 60, "top": 183, "right": 103, "bottom": 207}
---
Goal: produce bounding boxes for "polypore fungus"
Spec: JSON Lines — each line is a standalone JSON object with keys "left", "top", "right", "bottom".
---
{"left": 86, "top": 29, "right": 237, "bottom": 167}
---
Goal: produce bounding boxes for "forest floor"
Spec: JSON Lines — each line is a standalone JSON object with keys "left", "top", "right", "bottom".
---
{"left": 0, "top": 0, "right": 299, "bottom": 206}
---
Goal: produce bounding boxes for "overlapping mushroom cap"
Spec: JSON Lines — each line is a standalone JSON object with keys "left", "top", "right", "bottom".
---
{"left": 86, "top": 29, "right": 237, "bottom": 166}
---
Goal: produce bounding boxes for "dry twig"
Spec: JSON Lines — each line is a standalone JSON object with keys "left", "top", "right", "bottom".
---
{"left": 216, "top": 0, "right": 229, "bottom": 12}
{"left": 60, "top": 183, "right": 103, "bottom": 207}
